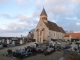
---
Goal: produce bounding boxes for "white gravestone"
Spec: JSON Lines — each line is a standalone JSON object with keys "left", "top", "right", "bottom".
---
{"left": 7, "top": 39, "right": 9, "bottom": 44}
{"left": 12, "top": 41, "right": 15, "bottom": 46}
{"left": 20, "top": 40, "right": 23, "bottom": 44}
{"left": 71, "top": 42, "right": 78, "bottom": 51}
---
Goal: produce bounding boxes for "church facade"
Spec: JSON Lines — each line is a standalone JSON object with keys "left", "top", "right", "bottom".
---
{"left": 33, "top": 8, "right": 65, "bottom": 43}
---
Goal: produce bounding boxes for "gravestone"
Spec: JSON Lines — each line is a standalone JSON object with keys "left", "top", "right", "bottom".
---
{"left": 2, "top": 39, "right": 5, "bottom": 43}
{"left": 9, "top": 39, "right": 12, "bottom": 44}
{"left": 19, "top": 46, "right": 25, "bottom": 52}
{"left": 0, "top": 44, "right": 3, "bottom": 49}
{"left": 12, "top": 41, "right": 15, "bottom": 46}
{"left": 49, "top": 41, "right": 53, "bottom": 46}
{"left": 7, "top": 39, "right": 9, "bottom": 44}
{"left": 71, "top": 42, "right": 78, "bottom": 51}
{"left": 20, "top": 40, "right": 23, "bottom": 44}
{"left": 61, "top": 42, "right": 66, "bottom": 48}
{"left": 0, "top": 40, "right": 2, "bottom": 43}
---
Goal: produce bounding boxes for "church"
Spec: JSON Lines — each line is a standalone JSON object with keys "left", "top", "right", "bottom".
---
{"left": 33, "top": 8, "right": 65, "bottom": 43}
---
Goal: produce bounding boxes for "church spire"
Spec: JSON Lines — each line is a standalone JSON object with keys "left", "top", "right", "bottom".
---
{"left": 40, "top": 8, "right": 48, "bottom": 20}
{"left": 40, "top": 8, "right": 47, "bottom": 16}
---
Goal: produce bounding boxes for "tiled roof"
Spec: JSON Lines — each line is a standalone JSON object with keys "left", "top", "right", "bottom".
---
{"left": 64, "top": 33, "right": 70, "bottom": 37}
{"left": 71, "top": 33, "right": 80, "bottom": 38}
{"left": 40, "top": 8, "right": 47, "bottom": 16}
{"left": 64, "top": 33, "right": 80, "bottom": 38}
{"left": 44, "top": 21, "right": 65, "bottom": 33}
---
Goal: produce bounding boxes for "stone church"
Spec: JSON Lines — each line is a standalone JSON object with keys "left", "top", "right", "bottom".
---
{"left": 33, "top": 8, "right": 65, "bottom": 43}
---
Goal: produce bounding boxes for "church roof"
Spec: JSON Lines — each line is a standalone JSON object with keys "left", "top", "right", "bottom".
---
{"left": 44, "top": 21, "right": 65, "bottom": 33}
{"left": 40, "top": 8, "right": 47, "bottom": 16}
{"left": 59, "top": 27, "right": 65, "bottom": 33}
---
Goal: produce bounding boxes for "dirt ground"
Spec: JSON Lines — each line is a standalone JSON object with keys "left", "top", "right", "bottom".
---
{"left": 0, "top": 42, "right": 63, "bottom": 60}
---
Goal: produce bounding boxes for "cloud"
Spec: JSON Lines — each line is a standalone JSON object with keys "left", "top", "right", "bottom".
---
{"left": 16, "top": 0, "right": 24, "bottom": 4}
{"left": 3, "top": 22, "right": 29, "bottom": 33}
{"left": 16, "top": 14, "right": 29, "bottom": 21}
{"left": 76, "top": 22, "right": 80, "bottom": 25}
{"left": 0, "top": 0, "right": 7, "bottom": 3}
{"left": 16, "top": 14, "right": 38, "bottom": 24}
{"left": 0, "top": 14, "right": 37, "bottom": 34}
{"left": 71, "top": 0, "right": 80, "bottom": 4}
{"left": 0, "top": 14, "right": 12, "bottom": 19}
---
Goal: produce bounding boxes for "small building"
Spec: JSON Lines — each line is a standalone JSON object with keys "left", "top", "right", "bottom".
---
{"left": 64, "top": 33, "right": 80, "bottom": 42}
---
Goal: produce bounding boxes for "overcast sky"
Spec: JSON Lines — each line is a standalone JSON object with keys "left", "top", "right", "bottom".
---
{"left": 0, "top": 0, "right": 80, "bottom": 37}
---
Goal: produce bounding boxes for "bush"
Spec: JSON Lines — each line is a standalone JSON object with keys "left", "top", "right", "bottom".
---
{"left": 7, "top": 49, "right": 12, "bottom": 54}
{"left": 3, "top": 43, "right": 7, "bottom": 47}
{"left": 65, "top": 52, "right": 80, "bottom": 60}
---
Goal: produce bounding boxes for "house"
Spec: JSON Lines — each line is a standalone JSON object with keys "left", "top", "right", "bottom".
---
{"left": 33, "top": 8, "right": 65, "bottom": 43}
{"left": 64, "top": 33, "right": 80, "bottom": 42}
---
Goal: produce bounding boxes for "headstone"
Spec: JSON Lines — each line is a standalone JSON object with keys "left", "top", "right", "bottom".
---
{"left": 0, "top": 44, "right": 3, "bottom": 49}
{"left": 0, "top": 40, "right": 1, "bottom": 43}
{"left": 20, "top": 46, "right": 25, "bottom": 52}
{"left": 9, "top": 39, "right": 12, "bottom": 44}
{"left": 2, "top": 39, "right": 4, "bottom": 43}
{"left": 57, "top": 41, "right": 61, "bottom": 45}
{"left": 20, "top": 40, "right": 23, "bottom": 44}
{"left": 61, "top": 42, "right": 66, "bottom": 48}
{"left": 7, "top": 39, "right": 9, "bottom": 44}
{"left": 31, "top": 43, "right": 36, "bottom": 48}
{"left": 49, "top": 41, "right": 53, "bottom": 46}
{"left": 12, "top": 41, "right": 15, "bottom": 46}
{"left": 71, "top": 42, "right": 78, "bottom": 51}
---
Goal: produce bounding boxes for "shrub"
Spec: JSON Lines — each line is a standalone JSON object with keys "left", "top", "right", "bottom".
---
{"left": 2, "top": 43, "right": 7, "bottom": 47}
{"left": 65, "top": 52, "right": 80, "bottom": 60}
{"left": 7, "top": 49, "right": 12, "bottom": 54}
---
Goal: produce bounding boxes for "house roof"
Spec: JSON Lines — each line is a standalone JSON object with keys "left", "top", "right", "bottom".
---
{"left": 64, "top": 33, "right": 70, "bottom": 37}
{"left": 44, "top": 21, "right": 65, "bottom": 33}
{"left": 64, "top": 33, "right": 80, "bottom": 38}
{"left": 40, "top": 8, "right": 47, "bottom": 16}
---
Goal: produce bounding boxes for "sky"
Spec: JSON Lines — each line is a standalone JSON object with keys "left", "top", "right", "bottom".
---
{"left": 0, "top": 0, "right": 80, "bottom": 37}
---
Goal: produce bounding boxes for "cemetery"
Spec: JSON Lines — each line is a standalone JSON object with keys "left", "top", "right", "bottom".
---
{"left": 0, "top": 33, "right": 80, "bottom": 60}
